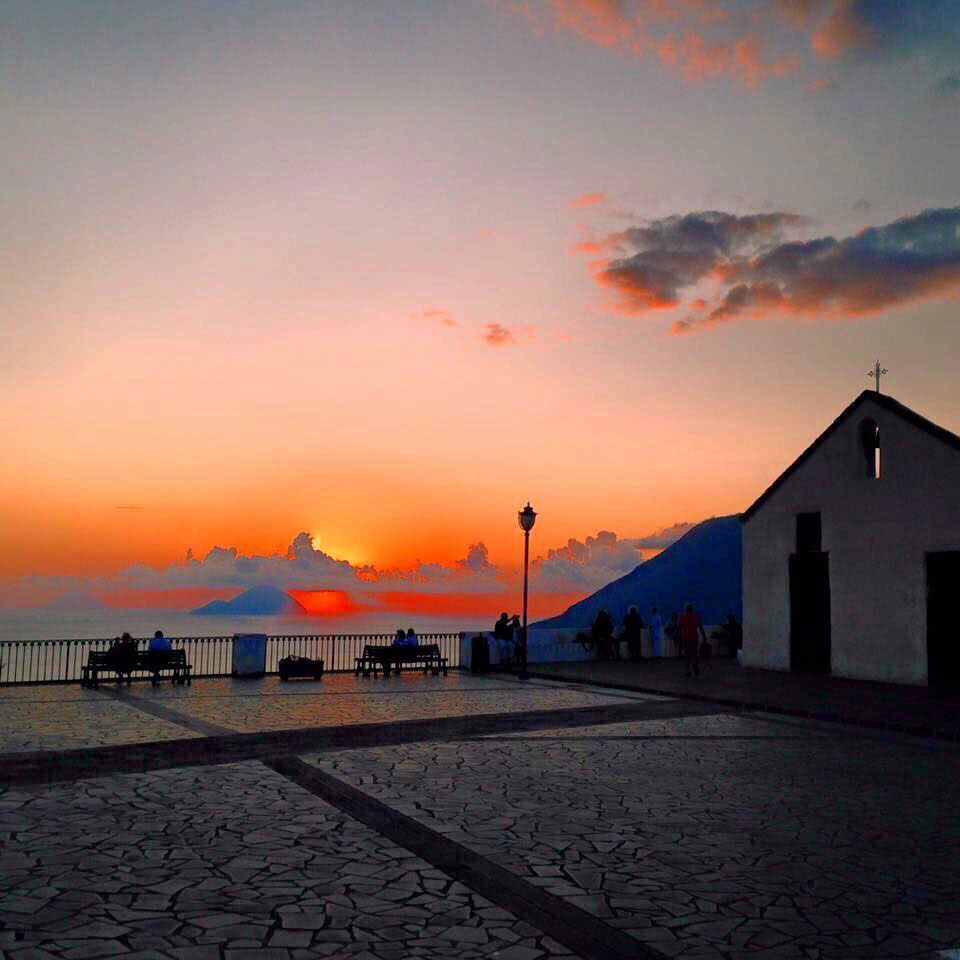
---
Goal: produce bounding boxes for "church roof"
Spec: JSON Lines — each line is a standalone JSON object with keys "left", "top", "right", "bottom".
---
{"left": 741, "top": 390, "right": 960, "bottom": 522}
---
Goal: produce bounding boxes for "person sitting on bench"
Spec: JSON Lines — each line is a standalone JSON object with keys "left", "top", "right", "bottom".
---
{"left": 404, "top": 627, "right": 419, "bottom": 646}
{"left": 145, "top": 629, "right": 172, "bottom": 680}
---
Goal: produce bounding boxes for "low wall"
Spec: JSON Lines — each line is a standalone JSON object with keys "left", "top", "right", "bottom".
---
{"left": 458, "top": 626, "right": 719, "bottom": 669}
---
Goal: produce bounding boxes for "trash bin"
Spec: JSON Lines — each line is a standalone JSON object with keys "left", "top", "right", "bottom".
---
{"left": 232, "top": 633, "right": 267, "bottom": 678}
{"left": 471, "top": 634, "right": 490, "bottom": 674}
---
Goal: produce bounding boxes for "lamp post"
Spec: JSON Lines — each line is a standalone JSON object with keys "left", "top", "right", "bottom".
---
{"left": 518, "top": 502, "right": 537, "bottom": 677}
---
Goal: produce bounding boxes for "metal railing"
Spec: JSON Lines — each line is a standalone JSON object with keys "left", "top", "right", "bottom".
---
{"left": 0, "top": 633, "right": 462, "bottom": 686}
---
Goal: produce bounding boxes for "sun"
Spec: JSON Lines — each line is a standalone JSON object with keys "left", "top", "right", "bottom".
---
{"left": 310, "top": 534, "right": 364, "bottom": 567}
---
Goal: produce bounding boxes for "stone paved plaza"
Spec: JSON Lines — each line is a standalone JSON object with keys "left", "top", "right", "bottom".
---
{"left": 2, "top": 670, "right": 959, "bottom": 959}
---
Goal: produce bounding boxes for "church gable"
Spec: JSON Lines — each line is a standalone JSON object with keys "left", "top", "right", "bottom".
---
{"left": 742, "top": 391, "right": 960, "bottom": 523}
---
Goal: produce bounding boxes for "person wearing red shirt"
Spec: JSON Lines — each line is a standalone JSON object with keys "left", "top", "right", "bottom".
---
{"left": 677, "top": 603, "right": 706, "bottom": 677}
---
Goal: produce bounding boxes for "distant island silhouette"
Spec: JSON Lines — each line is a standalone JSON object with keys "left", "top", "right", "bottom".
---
{"left": 192, "top": 585, "right": 307, "bottom": 616}
{"left": 534, "top": 515, "right": 741, "bottom": 629}
{"left": 43, "top": 590, "right": 110, "bottom": 612}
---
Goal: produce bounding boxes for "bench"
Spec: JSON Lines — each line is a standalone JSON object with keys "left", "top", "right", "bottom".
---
{"left": 278, "top": 655, "right": 324, "bottom": 681}
{"left": 81, "top": 649, "right": 192, "bottom": 689}
{"left": 355, "top": 643, "right": 448, "bottom": 678}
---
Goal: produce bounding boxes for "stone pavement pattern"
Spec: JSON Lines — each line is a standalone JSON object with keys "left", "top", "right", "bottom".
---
{"left": 0, "top": 685, "right": 200, "bottom": 754}
{"left": 0, "top": 674, "right": 659, "bottom": 754}
{"left": 308, "top": 712, "right": 960, "bottom": 959}
{"left": 0, "top": 760, "right": 579, "bottom": 960}
{"left": 117, "top": 673, "right": 655, "bottom": 735}
{"left": 4, "top": 672, "right": 960, "bottom": 959}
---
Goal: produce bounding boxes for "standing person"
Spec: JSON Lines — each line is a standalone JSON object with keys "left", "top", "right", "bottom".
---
{"left": 509, "top": 615, "right": 522, "bottom": 665}
{"left": 592, "top": 609, "right": 616, "bottom": 661}
{"left": 649, "top": 607, "right": 663, "bottom": 659}
{"left": 622, "top": 606, "right": 645, "bottom": 661}
{"left": 725, "top": 613, "right": 743, "bottom": 660}
{"left": 666, "top": 612, "right": 682, "bottom": 658}
{"left": 678, "top": 603, "right": 706, "bottom": 677}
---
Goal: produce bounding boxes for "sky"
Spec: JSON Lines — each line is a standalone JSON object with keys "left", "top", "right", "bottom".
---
{"left": 2, "top": 0, "right": 959, "bottom": 616}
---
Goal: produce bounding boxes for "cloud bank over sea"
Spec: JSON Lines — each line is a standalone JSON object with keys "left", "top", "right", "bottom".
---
{"left": 1, "top": 522, "right": 698, "bottom": 614}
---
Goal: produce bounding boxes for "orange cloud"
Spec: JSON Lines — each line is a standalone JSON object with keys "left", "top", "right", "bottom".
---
{"left": 483, "top": 322, "right": 516, "bottom": 346}
{"left": 804, "top": 74, "right": 835, "bottom": 92}
{"left": 97, "top": 587, "right": 234, "bottom": 610}
{"left": 411, "top": 307, "right": 457, "bottom": 327}
{"left": 376, "top": 590, "right": 584, "bottom": 619}
{"left": 810, "top": 0, "right": 872, "bottom": 58}
{"left": 572, "top": 191, "right": 607, "bottom": 207}
{"left": 497, "top": 0, "right": 960, "bottom": 90}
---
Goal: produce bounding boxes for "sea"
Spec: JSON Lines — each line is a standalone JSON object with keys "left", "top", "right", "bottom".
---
{"left": 0, "top": 609, "right": 489, "bottom": 644}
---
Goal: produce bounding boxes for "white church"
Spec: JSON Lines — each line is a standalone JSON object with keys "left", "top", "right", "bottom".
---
{"left": 741, "top": 388, "right": 960, "bottom": 689}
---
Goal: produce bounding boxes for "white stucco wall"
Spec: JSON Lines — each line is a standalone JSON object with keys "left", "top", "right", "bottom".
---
{"left": 742, "top": 394, "right": 960, "bottom": 685}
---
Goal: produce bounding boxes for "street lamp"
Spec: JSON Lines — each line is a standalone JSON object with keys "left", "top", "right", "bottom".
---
{"left": 518, "top": 502, "right": 537, "bottom": 677}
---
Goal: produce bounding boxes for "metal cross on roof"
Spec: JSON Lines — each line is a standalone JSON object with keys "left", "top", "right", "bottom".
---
{"left": 869, "top": 360, "right": 888, "bottom": 393}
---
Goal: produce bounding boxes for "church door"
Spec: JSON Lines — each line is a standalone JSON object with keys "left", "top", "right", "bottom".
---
{"left": 927, "top": 552, "right": 960, "bottom": 691}
{"left": 789, "top": 552, "right": 831, "bottom": 674}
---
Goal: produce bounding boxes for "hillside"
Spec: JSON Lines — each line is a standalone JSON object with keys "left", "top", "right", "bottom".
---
{"left": 192, "top": 585, "right": 307, "bottom": 616}
{"left": 534, "top": 515, "right": 741, "bottom": 629}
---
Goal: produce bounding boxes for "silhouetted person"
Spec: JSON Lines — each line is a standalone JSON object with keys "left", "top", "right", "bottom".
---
{"left": 494, "top": 613, "right": 510, "bottom": 643}
{"left": 111, "top": 632, "right": 138, "bottom": 683}
{"left": 405, "top": 627, "right": 419, "bottom": 647}
{"left": 678, "top": 603, "right": 706, "bottom": 677}
{"left": 393, "top": 629, "right": 406, "bottom": 645}
{"left": 725, "top": 613, "right": 743, "bottom": 658}
{"left": 592, "top": 609, "right": 616, "bottom": 660}
{"left": 649, "top": 607, "right": 663, "bottom": 658}
{"left": 146, "top": 629, "right": 171, "bottom": 681}
{"left": 622, "top": 606, "right": 645, "bottom": 661}
{"left": 666, "top": 612, "right": 682, "bottom": 658}
{"left": 508, "top": 615, "right": 523, "bottom": 665}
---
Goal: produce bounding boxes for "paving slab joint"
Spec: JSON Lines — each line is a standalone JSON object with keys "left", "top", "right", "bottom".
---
{"left": 265, "top": 754, "right": 665, "bottom": 960}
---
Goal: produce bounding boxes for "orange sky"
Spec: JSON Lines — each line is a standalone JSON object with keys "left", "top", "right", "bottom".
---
{"left": 2, "top": 1, "right": 960, "bottom": 603}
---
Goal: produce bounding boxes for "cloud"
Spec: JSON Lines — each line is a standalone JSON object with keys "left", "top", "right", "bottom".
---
{"left": 572, "top": 191, "right": 607, "bottom": 207}
{"left": 677, "top": 207, "right": 960, "bottom": 334}
{"left": 581, "top": 206, "right": 960, "bottom": 334}
{"left": 532, "top": 530, "right": 646, "bottom": 590}
{"left": 804, "top": 74, "right": 835, "bottom": 92}
{"left": 483, "top": 322, "right": 516, "bottom": 346}
{"left": 805, "top": 0, "right": 960, "bottom": 61}
{"left": 2, "top": 520, "right": 701, "bottom": 610}
{"left": 632, "top": 520, "right": 698, "bottom": 548}
{"left": 496, "top": 0, "right": 960, "bottom": 89}
{"left": 411, "top": 307, "right": 457, "bottom": 327}
{"left": 585, "top": 210, "right": 806, "bottom": 313}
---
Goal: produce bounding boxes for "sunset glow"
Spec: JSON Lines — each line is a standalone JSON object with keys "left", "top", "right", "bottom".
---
{"left": 2, "top": 1, "right": 959, "bottom": 616}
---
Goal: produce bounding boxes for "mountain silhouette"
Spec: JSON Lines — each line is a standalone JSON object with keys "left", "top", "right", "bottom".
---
{"left": 43, "top": 590, "right": 110, "bottom": 611}
{"left": 192, "top": 585, "right": 307, "bottom": 616}
{"left": 534, "top": 515, "right": 741, "bottom": 628}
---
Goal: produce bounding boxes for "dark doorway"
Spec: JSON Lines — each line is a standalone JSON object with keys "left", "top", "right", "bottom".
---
{"left": 790, "top": 552, "right": 831, "bottom": 673}
{"left": 927, "top": 552, "right": 960, "bottom": 691}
